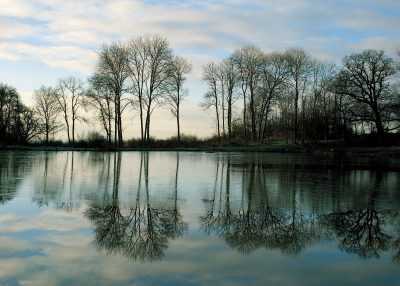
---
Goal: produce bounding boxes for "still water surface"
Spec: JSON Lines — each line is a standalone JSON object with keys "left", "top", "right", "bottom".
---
{"left": 1, "top": 151, "right": 400, "bottom": 285}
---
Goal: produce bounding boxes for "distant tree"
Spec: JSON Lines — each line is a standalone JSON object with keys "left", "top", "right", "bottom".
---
{"left": 96, "top": 42, "right": 130, "bottom": 147}
{"left": 221, "top": 56, "right": 239, "bottom": 142}
{"left": 232, "top": 46, "right": 264, "bottom": 142}
{"left": 334, "top": 49, "right": 397, "bottom": 137}
{"left": 232, "top": 49, "right": 248, "bottom": 138}
{"left": 0, "top": 83, "right": 19, "bottom": 143}
{"left": 164, "top": 56, "right": 192, "bottom": 143}
{"left": 257, "top": 51, "right": 290, "bottom": 141}
{"left": 19, "top": 105, "right": 40, "bottom": 143}
{"left": 33, "top": 85, "right": 62, "bottom": 143}
{"left": 284, "top": 48, "right": 313, "bottom": 143}
{"left": 308, "top": 61, "right": 337, "bottom": 140}
{"left": 55, "top": 77, "right": 85, "bottom": 146}
{"left": 0, "top": 83, "right": 40, "bottom": 144}
{"left": 127, "top": 36, "right": 148, "bottom": 144}
{"left": 85, "top": 74, "right": 115, "bottom": 148}
{"left": 202, "top": 61, "right": 222, "bottom": 142}
{"left": 128, "top": 35, "right": 174, "bottom": 143}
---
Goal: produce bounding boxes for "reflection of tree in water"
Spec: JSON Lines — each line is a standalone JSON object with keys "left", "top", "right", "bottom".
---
{"left": 199, "top": 155, "right": 400, "bottom": 261}
{"left": 0, "top": 152, "right": 34, "bottom": 204}
{"left": 391, "top": 221, "right": 400, "bottom": 264}
{"left": 200, "top": 156, "right": 327, "bottom": 257}
{"left": 31, "top": 152, "right": 80, "bottom": 211}
{"left": 85, "top": 152, "right": 187, "bottom": 262}
{"left": 324, "top": 209, "right": 391, "bottom": 258}
{"left": 320, "top": 172, "right": 399, "bottom": 260}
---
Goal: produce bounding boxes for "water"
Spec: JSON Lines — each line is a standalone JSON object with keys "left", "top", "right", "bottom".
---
{"left": 0, "top": 151, "right": 400, "bottom": 285}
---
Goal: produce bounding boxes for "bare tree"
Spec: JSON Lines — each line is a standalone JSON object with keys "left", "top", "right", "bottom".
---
{"left": 19, "top": 105, "right": 41, "bottom": 143}
{"left": 143, "top": 35, "right": 173, "bottom": 142}
{"left": 128, "top": 35, "right": 174, "bottom": 143}
{"left": 164, "top": 56, "right": 192, "bottom": 143}
{"left": 232, "top": 46, "right": 263, "bottom": 142}
{"left": 55, "top": 76, "right": 85, "bottom": 146}
{"left": 334, "top": 49, "right": 397, "bottom": 137}
{"left": 257, "top": 51, "right": 290, "bottom": 141}
{"left": 85, "top": 74, "right": 115, "bottom": 148}
{"left": 33, "top": 85, "right": 61, "bottom": 143}
{"left": 0, "top": 84, "right": 19, "bottom": 142}
{"left": 232, "top": 49, "right": 249, "bottom": 138}
{"left": 221, "top": 57, "right": 239, "bottom": 142}
{"left": 284, "top": 48, "right": 313, "bottom": 143}
{"left": 308, "top": 61, "right": 337, "bottom": 140}
{"left": 127, "top": 36, "right": 148, "bottom": 144}
{"left": 202, "top": 62, "right": 222, "bottom": 142}
{"left": 96, "top": 42, "right": 130, "bottom": 147}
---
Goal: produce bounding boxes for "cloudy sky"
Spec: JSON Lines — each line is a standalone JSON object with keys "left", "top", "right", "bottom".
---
{"left": 1, "top": 0, "right": 399, "bottom": 138}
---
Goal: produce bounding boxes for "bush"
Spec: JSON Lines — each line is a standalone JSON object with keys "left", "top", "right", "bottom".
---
{"left": 75, "top": 131, "right": 108, "bottom": 148}
{"left": 125, "top": 134, "right": 204, "bottom": 148}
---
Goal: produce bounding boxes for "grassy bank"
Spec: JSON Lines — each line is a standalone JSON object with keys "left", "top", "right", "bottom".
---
{"left": 2, "top": 141, "right": 400, "bottom": 157}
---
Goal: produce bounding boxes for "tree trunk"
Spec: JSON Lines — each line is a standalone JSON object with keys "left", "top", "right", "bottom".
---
{"left": 215, "top": 102, "right": 220, "bottom": 143}
{"left": 294, "top": 86, "right": 299, "bottom": 144}
{"left": 250, "top": 86, "right": 256, "bottom": 142}
{"left": 177, "top": 107, "right": 181, "bottom": 143}
{"left": 114, "top": 99, "right": 118, "bottom": 147}
{"left": 139, "top": 95, "right": 144, "bottom": 144}
{"left": 107, "top": 100, "right": 112, "bottom": 149}
{"left": 227, "top": 96, "right": 232, "bottom": 142}
{"left": 221, "top": 79, "right": 225, "bottom": 139}
{"left": 145, "top": 108, "right": 151, "bottom": 143}
{"left": 46, "top": 124, "right": 49, "bottom": 144}
{"left": 72, "top": 119, "right": 75, "bottom": 146}
{"left": 65, "top": 116, "right": 71, "bottom": 145}
{"left": 373, "top": 108, "right": 384, "bottom": 139}
{"left": 242, "top": 87, "right": 247, "bottom": 139}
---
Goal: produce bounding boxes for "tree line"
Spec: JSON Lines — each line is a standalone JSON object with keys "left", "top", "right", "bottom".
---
{"left": 0, "top": 35, "right": 399, "bottom": 147}
{"left": 202, "top": 47, "right": 400, "bottom": 144}
{"left": 1, "top": 35, "right": 192, "bottom": 148}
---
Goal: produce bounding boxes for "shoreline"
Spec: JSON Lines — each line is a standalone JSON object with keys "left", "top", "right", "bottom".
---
{"left": 2, "top": 144, "right": 400, "bottom": 157}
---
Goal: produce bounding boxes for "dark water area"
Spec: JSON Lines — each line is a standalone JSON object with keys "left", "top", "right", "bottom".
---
{"left": 0, "top": 151, "right": 400, "bottom": 285}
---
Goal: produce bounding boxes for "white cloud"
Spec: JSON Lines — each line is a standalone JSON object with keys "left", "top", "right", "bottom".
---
{"left": 0, "top": 41, "right": 97, "bottom": 73}
{"left": 349, "top": 37, "right": 400, "bottom": 57}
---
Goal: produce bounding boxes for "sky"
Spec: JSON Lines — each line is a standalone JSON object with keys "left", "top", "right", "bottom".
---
{"left": 1, "top": 0, "right": 400, "bottom": 139}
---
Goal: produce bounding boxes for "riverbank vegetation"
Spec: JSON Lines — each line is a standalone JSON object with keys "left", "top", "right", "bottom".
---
{"left": 1, "top": 35, "right": 399, "bottom": 149}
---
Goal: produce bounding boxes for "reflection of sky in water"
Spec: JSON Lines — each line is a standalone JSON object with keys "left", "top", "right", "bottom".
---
{"left": 0, "top": 151, "right": 400, "bottom": 285}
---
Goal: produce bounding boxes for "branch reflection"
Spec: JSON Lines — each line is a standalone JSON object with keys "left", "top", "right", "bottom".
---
{"left": 0, "top": 152, "right": 34, "bottom": 204}
{"left": 85, "top": 152, "right": 188, "bottom": 262}
{"left": 201, "top": 154, "right": 400, "bottom": 261}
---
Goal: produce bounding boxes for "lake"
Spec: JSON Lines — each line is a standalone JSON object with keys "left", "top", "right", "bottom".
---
{"left": 0, "top": 151, "right": 400, "bottom": 285}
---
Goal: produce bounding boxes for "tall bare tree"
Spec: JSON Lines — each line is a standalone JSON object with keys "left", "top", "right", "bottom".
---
{"left": 308, "top": 61, "right": 337, "bottom": 140}
{"left": 19, "top": 105, "right": 40, "bottom": 143}
{"left": 128, "top": 35, "right": 173, "bottom": 143}
{"left": 284, "top": 48, "right": 313, "bottom": 143}
{"left": 0, "top": 84, "right": 19, "bottom": 142}
{"left": 127, "top": 36, "right": 148, "bottom": 144}
{"left": 144, "top": 35, "right": 173, "bottom": 142}
{"left": 202, "top": 62, "right": 222, "bottom": 142}
{"left": 85, "top": 74, "right": 115, "bottom": 148}
{"left": 96, "top": 42, "right": 130, "bottom": 147}
{"left": 257, "top": 51, "right": 290, "bottom": 141}
{"left": 221, "top": 57, "right": 239, "bottom": 142}
{"left": 33, "top": 85, "right": 61, "bottom": 143}
{"left": 232, "top": 46, "right": 263, "bottom": 142}
{"left": 164, "top": 56, "right": 192, "bottom": 143}
{"left": 55, "top": 76, "right": 85, "bottom": 146}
